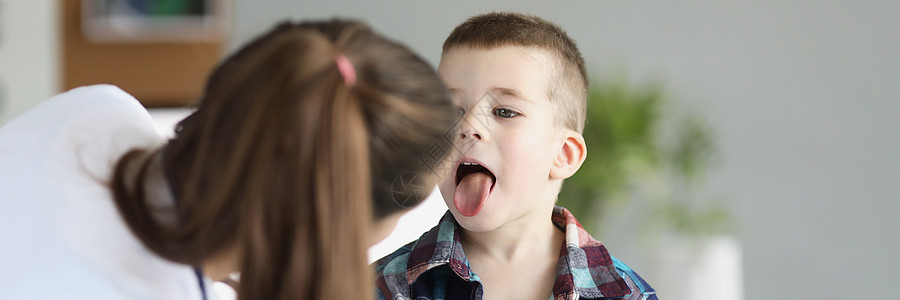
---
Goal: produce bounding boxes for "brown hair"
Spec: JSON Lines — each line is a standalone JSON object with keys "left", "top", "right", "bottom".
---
{"left": 443, "top": 12, "right": 588, "bottom": 133}
{"left": 110, "top": 20, "right": 456, "bottom": 299}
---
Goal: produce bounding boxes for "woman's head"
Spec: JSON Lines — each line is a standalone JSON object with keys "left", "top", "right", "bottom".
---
{"left": 111, "top": 20, "right": 456, "bottom": 299}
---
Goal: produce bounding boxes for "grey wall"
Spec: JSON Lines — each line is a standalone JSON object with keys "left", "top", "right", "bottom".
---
{"left": 232, "top": 1, "right": 900, "bottom": 299}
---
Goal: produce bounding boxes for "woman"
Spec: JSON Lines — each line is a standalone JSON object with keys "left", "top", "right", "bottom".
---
{"left": 0, "top": 20, "right": 456, "bottom": 299}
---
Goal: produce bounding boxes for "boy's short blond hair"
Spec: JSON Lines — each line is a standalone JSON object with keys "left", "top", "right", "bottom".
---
{"left": 442, "top": 12, "right": 587, "bottom": 133}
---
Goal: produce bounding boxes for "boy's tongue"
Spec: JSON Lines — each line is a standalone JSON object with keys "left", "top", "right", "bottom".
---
{"left": 453, "top": 172, "right": 493, "bottom": 217}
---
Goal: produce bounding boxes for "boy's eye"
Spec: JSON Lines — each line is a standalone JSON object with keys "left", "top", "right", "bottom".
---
{"left": 493, "top": 108, "right": 520, "bottom": 118}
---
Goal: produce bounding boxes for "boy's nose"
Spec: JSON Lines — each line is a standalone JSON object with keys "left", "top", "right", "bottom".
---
{"left": 459, "top": 120, "right": 488, "bottom": 142}
{"left": 457, "top": 104, "right": 491, "bottom": 142}
{"left": 460, "top": 130, "right": 482, "bottom": 140}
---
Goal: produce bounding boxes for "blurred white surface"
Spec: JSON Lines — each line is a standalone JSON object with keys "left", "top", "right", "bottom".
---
{"left": 368, "top": 187, "right": 448, "bottom": 263}
{"left": 647, "top": 236, "right": 744, "bottom": 300}
{"left": 211, "top": 281, "right": 236, "bottom": 300}
{"left": 148, "top": 108, "right": 194, "bottom": 139}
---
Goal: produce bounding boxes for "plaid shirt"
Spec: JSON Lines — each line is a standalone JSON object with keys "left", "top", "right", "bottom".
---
{"left": 374, "top": 207, "right": 657, "bottom": 300}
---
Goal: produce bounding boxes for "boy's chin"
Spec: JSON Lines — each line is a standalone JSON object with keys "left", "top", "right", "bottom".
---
{"left": 446, "top": 207, "right": 505, "bottom": 233}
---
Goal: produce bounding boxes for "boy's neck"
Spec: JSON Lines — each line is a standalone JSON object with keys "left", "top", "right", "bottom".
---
{"left": 459, "top": 205, "right": 563, "bottom": 262}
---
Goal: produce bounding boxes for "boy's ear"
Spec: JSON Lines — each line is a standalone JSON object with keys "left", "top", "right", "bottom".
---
{"left": 550, "top": 131, "right": 587, "bottom": 180}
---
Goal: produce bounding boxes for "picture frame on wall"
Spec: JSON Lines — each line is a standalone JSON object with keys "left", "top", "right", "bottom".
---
{"left": 82, "top": 0, "right": 227, "bottom": 43}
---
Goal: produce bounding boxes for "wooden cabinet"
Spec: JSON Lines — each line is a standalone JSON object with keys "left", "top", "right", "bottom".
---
{"left": 61, "top": 0, "right": 224, "bottom": 107}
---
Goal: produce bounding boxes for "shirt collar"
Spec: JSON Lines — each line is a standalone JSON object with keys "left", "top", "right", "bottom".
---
{"left": 405, "top": 211, "right": 475, "bottom": 284}
{"left": 405, "top": 206, "right": 631, "bottom": 299}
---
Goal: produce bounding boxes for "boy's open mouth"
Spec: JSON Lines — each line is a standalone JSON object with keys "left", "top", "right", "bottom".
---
{"left": 453, "top": 161, "right": 496, "bottom": 217}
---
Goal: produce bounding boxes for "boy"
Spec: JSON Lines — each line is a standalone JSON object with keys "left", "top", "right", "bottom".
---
{"left": 375, "top": 12, "right": 657, "bottom": 300}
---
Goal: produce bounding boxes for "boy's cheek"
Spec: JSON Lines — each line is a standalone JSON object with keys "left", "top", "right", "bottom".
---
{"left": 434, "top": 159, "right": 456, "bottom": 184}
{"left": 437, "top": 176, "right": 454, "bottom": 194}
{"left": 437, "top": 182, "right": 455, "bottom": 207}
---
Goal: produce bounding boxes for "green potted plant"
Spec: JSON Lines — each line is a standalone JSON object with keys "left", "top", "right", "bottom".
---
{"left": 558, "top": 75, "right": 731, "bottom": 239}
{"left": 558, "top": 74, "right": 742, "bottom": 300}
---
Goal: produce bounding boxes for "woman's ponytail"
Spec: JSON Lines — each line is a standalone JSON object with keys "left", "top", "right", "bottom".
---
{"left": 111, "top": 20, "right": 456, "bottom": 300}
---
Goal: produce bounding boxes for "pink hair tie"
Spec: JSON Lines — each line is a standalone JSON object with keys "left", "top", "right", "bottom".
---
{"left": 335, "top": 54, "right": 357, "bottom": 87}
